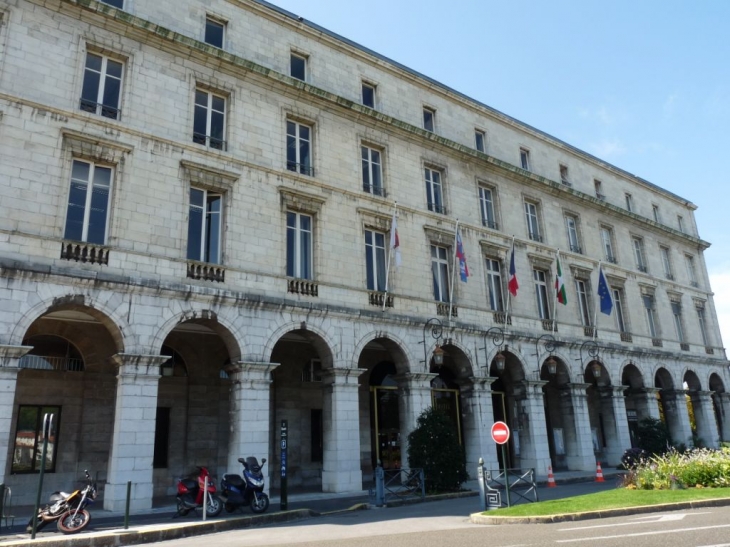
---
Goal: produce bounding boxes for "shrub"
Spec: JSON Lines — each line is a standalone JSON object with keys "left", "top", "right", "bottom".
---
{"left": 635, "top": 417, "right": 672, "bottom": 455}
{"left": 629, "top": 447, "right": 730, "bottom": 489}
{"left": 406, "top": 407, "right": 468, "bottom": 492}
{"left": 621, "top": 447, "right": 648, "bottom": 470}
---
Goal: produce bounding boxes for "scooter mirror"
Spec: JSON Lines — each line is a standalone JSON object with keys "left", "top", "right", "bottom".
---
{"left": 237, "top": 457, "right": 245, "bottom": 464}
{"left": 261, "top": 458, "right": 267, "bottom": 465}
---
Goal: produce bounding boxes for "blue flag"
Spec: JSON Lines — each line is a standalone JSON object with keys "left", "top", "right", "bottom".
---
{"left": 456, "top": 229, "right": 469, "bottom": 282}
{"left": 597, "top": 266, "right": 613, "bottom": 315}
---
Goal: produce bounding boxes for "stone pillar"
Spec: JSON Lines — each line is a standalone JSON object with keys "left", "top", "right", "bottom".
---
{"left": 227, "top": 362, "right": 279, "bottom": 477}
{"left": 663, "top": 390, "right": 693, "bottom": 448}
{"left": 461, "top": 377, "right": 499, "bottom": 473}
{"left": 564, "top": 383, "right": 598, "bottom": 471}
{"left": 693, "top": 391, "right": 720, "bottom": 448}
{"left": 0, "top": 345, "right": 30, "bottom": 478}
{"left": 601, "top": 386, "right": 632, "bottom": 466}
{"left": 719, "top": 393, "right": 730, "bottom": 442}
{"left": 105, "top": 354, "right": 166, "bottom": 512}
{"left": 321, "top": 367, "right": 366, "bottom": 493}
{"left": 396, "top": 372, "right": 438, "bottom": 468}
{"left": 636, "top": 388, "right": 662, "bottom": 421}
{"left": 517, "top": 380, "right": 551, "bottom": 477}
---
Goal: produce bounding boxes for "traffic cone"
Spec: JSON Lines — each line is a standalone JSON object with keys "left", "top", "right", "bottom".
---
{"left": 595, "top": 461, "right": 605, "bottom": 482}
{"left": 547, "top": 465, "right": 556, "bottom": 487}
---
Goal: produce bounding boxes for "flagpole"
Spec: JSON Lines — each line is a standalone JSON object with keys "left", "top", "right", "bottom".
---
{"left": 448, "top": 219, "right": 459, "bottom": 324}
{"left": 504, "top": 235, "right": 515, "bottom": 328}
{"left": 382, "top": 202, "right": 397, "bottom": 312}
{"left": 552, "top": 249, "right": 560, "bottom": 334}
{"left": 593, "top": 261, "right": 602, "bottom": 341}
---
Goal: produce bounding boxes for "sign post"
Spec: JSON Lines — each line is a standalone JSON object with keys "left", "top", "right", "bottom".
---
{"left": 491, "top": 421, "right": 511, "bottom": 507}
{"left": 280, "top": 420, "right": 288, "bottom": 511}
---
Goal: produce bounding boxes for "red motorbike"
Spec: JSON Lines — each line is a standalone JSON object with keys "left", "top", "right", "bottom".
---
{"left": 175, "top": 466, "right": 223, "bottom": 517}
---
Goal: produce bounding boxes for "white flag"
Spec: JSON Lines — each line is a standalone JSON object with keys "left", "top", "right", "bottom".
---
{"left": 390, "top": 210, "right": 401, "bottom": 268}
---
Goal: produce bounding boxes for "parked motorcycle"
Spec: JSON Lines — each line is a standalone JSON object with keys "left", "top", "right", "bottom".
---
{"left": 220, "top": 457, "right": 269, "bottom": 514}
{"left": 26, "top": 470, "right": 97, "bottom": 534}
{"left": 176, "top": 466, "right": 223, "bottom": 517}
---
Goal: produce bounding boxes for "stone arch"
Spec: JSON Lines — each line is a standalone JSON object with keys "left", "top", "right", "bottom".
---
{"left": 435, "top": 339, "right": 475, "bottom": 381}
{"left": 655, "top": 366, "right": 675, "bottom": 389}
{"left": 710, "top": 373, "right": 726, "bottom": 393}
{"left": 583, "top": 361, "right": 612, "bottom": 386}
{"left": 683, "top": 369, "right": 702, "bottom": 391}
{"left": 538, "top": 351, "right": 573, "bottom": 385}
{"left": 621, "top": 362, "right": 646, "bottom": 390}
{"left": 353, "top": 331, "right": 414, "bottom": 374}
{"left": 487, "top": 348, "right": 528, "bottom": 382}
{"left": 263, "top": 320, "right": 336, "bottom": 368}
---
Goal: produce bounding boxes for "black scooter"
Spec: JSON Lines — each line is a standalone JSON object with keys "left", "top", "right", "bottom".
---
{"left": 220, "top": 457, "right": 270, "bottom": 513}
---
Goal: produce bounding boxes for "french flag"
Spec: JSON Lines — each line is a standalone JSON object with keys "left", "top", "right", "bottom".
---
{"left": 508, "top": 244, "right": 519, "bottom": 297}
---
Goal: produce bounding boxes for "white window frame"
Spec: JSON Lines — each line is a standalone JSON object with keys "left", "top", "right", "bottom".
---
{"left": 625, "top": 193, "right": 633, "bottom": 212}
{"left": 520, "top": 148, "right": 530, "bottom": 171}
{"left": 475, "top": 130, "right": 486, "bottom": 153}
{"left": 287, "top": 120, "right": 313, "bottom": 176}
{"left": 671, "top": 301, "right": 685, "bottom": 343}
{"left": 80, "top": 52, "right": 123, "bottom": 120}
{"left": 423, "top": 107, "right": 436, "bottom": 132}
{"left": 696, "top": 305, "right": 710, "bottom": 346}
{"left": 613, "top": 288, "right": 628, "bottom": 333}
{"left": 533, "top": 269, "right": 551, "bottom": 320}
{"left": 559, "top": 164, "right": 570, "bottom": 185}
{"left": 565, "top": 215, "right": 580, "bottom": 253}
{"left": 594, "top": 179, "right": 604, "bottom": 200}
{"left": 576, "top": 279, "right": 591, "bottom": 326}
{"left": 193, "top": 89, "right": 226, "bottom": 150}
{"left": 485, "top": 258, "right": 504, "bottom": 312}
{"left": 64, "top": 159, "right": 113, "bottom": 245}
{"left": 361, "top": 81, "right": 376, "bottom": 108}
{"left": 677, "top": 215, "right": 685, "bottom": 233}
{"left": 660, "top": 246, "right": 673, "bottom": 279}
{"left": 364, "top": 229, "right": 387, "bottom": 292}
{"left": 286, "top": 211, "right": 313, "bottom": 279}
{"left": 186, "top": 187, "right": 223, "bottom": 264}
{"left": 524, "top": 201, "right": 541, "bottom": 242}
{"left": 290, "top": 52, "right": 307, "bottom": 81}
{"left": 600, "top": 227, "right": 616, "bottom": 263}
{"left": 204, "top": 16, "right": 226, "bottom": 49}
{"left": 652, "top": 204, "right": 661, "bottom": 223}
{"left": 361, "top": 145, "right": 384, "bottom": 196}
{"left": 643, "top": 294, "right": 658, "bottom": 338}
{"left": 685, "top": 254, "right": 698, "bottom": 286}
{"left": 431, "top": 244, "right": 450, "bottom": 302}
{"left": 632, "top": 236, "right": 647, "bottom": 272}
{"left": 478, "top": 186, "right": 496, "bottom": 229}
{"left": 425, "top": 167, "right": 444, "bottom": 214}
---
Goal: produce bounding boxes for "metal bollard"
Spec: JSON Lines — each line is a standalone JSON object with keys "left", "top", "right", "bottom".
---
{"left": 202, "top": 476, "right": 208, "bottom": 521}
{"left": 477, "top": 458, "right": 486, "bottom": 512}
{"left": 375, "top": 464, "right": 385, "bottom": 507}
{"left": 124, "top": 481, "right": 132, "bottom": 529}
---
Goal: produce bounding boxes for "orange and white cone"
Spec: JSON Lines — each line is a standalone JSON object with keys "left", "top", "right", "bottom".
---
{"left": 595, "top": 461, "right": 605, "bottom": 482}
{"left": 547, "top": 465, "right": 557, "bottom": 487}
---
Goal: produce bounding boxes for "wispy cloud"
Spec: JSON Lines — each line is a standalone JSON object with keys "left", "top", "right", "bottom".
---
{"left": 663, "top": 93, "right": 679, "bottom": 119}
{"left": 709, "top": 268, "right": 730, "bottom": 354}
{"left": 587, "top": 139, "right": 627, "bottom": 158}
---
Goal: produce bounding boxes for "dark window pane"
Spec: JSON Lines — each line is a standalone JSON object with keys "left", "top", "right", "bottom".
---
{"left": 286, "top": 212, "right": 296, "bottom": 277}
{"left": 64, "top": 181, "right": 87, "bottom": 241}
{"left": 205, "top": 195, "right": 221, "bottom": 264}
{"left": 187, "top": 189, "right": 204, "bottom": 260}
{"left": 100, "top": 0, "right": 124, "bottom": 8}
{"left": 193, "top": 104, "right": 207, "bottom": 142}
{"left": 102, "top": 75, "right": 121, "bottom": 117}
{"left": 85, "top": 52, "right": 102, "bottom": 71}
{"left": 365, "top": 241, "right": 374, "bottom": 290}
{"left": 87, "top": 183, "right": 110, "bottom": 244}
{"left": 300, "top": 229, "right": 311, "bottom": 279}
{"left": 212, "top": 96, "right": 225, "bottom": 112}
{"left": 81, "top": 69, "right": 100, "bottom": 105}
{"left": 205, "top": 19, "right": 224, "bottom": 48}
{"left": 106, "top": 59, "right": 123, "bottom": 78}
{"left": 362, "top": 84, "right": 374, "bottom": 107}
{"left": 290, "top": 54, "right": 306, "bottom": 81}
{"left": 210, "top": 111, "right": 225, "bottom": 141}
{"left": 286, "top": 133, "right": 297, "bottom": 171}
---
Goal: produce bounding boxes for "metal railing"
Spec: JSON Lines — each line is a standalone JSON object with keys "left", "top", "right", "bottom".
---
{"left": 620, "top": 332, "right": 633, "bottom": 343}
{"left": 371, "top": 466, "right": 425, "bottom": 507}
{"left": 286, "top": 161, "right": 315, "bottom": 176}
{"left": 362, "top": 184, "right": 386, "bottom": 197}
{"left": 79, "top": 99, "right": 121, "bottom": 120}
{"left": 192, "top": 133, "right": 227, "bottom": 151}
{"left": 482, "top": 218, "right": 498, "bottom": 230}
{"left": 528, "top": 231, "right": 543, "bottom": 243}
{"left": 19, "top": 355, "right": 84, "bottom": 372}
{"left": 484, "top": 467, "right": 538, "bottom": 508}
{"left": 428, "top": 202, "right": 447, "bottom": 215}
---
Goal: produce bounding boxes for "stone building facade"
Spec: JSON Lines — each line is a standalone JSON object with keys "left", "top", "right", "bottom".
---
{"left": 0, "top": 0, "right": 728, "bottom": 510}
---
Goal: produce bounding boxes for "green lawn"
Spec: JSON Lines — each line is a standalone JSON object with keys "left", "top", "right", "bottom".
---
{"left": 485, "top": 488, "right": 730, "bottom": 517}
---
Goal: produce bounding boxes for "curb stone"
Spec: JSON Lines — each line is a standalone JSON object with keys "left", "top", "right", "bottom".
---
{"left": 469, "top": 497, "right": 730, "bottom": 525}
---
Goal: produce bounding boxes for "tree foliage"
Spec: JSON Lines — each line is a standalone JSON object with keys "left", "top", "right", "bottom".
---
{"left": 406, "top": 407, "right": 467, "bottom": 492}
{"left": 635, "top": 417, "right": 672, "bottom": 456}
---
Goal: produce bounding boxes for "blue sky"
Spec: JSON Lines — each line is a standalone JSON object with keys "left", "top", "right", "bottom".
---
{"left": 269, "top": 0, "right": 730, "bottom": 349}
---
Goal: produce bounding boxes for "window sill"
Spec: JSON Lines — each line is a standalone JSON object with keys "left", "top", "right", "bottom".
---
{"left": 60, "top": 241, "right": 109, "bottom": 265}
{"left": 187, "top": 261, "right": 225, "bottom": 282}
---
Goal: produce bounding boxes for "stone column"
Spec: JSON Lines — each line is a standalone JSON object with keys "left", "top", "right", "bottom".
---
{"left": 719, "top": 393, "right": 730, "bottom": 442}
{"left": 517, "top": 380, "right": 551, "bottom": 477}
{"left": 226, "top": 362, "right": 279, "bottom": 476}
{"left": 105, "top": 354, "right": 166, "bottom": 512}
{"left": 564, "top": 383, "right": 598, "bottom": 471}
{"left": 636, "top": 388, "right": 662, "bottom": 421}
{"left": 663, "top": 390, "right": 693, "bottom": 448}
{"left": 461, "top": 377, "right": 499, "bottom": 473}
{"left": 601, "top": 386, "right": 632, "bottom": 466}
{"left": 693, "top": 391, "right": 720, "bottom": 448}
{"left": 321, "top": 367, "right": 366, "bottom": 493}
{"left": 396, "top": 372, "right": 438, "bottom": 468}
{"left": 0, "top": 345, "right": 31, "bottom": 478}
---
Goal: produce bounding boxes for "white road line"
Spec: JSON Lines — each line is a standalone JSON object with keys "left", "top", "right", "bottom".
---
{"left": 558, "top": 511, "right": 713, "bottom": 531}
{"left": 554, "top": 523, "right": 730, "bottom": 543}
{"left": 698, "top": 544, "right": 730, "bottom": 547}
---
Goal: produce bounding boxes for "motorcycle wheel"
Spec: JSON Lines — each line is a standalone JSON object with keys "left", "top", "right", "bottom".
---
{"left": 224, "top": 502, "right": 237, "bottom": 513}
{"left": 176, "top": 498, "right": 191, "bottom": 516}
{"left": 26, "top": 516, "right": 50, "bottom": 534}
{"left": 206, "top": 495, "right": 223, "bottom": 517}
{"left": 57, "top": 509, "right": 91, "bottom": 534}
{"left": 250, "top": 493, "right": 269, "bottom": 514}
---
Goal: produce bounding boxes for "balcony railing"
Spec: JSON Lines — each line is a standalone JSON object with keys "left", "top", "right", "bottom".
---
{"left": 482, "top": 218, "right": 498, "bottom": 230}
{"left": 363, "top": 184, "right": 386, "bottom": 197}
{"left": 637, "top": 264, "right": 648, "bottom": 273}
{"left": 187, "top": 262, "right": 225, "bottom": 282}
{"left": 528, "top": 232, "right": 543, "bottom": 243}
{"left": 493, "top": 311, "right": 511, "bottom": 325}
{"left": 79, "top": 99, "right": 121, "bottom": 120}
{"left": 428, "top": 203, "right": 447, "bottom": 215}
{"left": 60, "top": 241, "right": 110, "bottom": 265}
{"left": 680, "top": 342, "right": 690, "bottom": 351}
{"left": 368, "top": 291, "right": 394, "bottom": 308}
{"left": 19, "top": 355, "right": 84, "bottom": 372}
{"left": 665, "top": 273, "right": 674, "bottom": 280}
{"left": 620, "top": 332, "right": 633, "bottom": 343}
{"left": 541, "top": 319, "right": 556, "bottom": 332}
{"left": 288, "top": 278, "right": 318, "bottom": 296}
{"left": 596, "top": 192, "right": 606, "bottom": 200}
{"left": 286, "top": 161, "right": 315, "bottom": 177}
{"left": 706, "top": 347, "right": 715, "bottom": 355}
{"left": 606, "top": 255, "right": 618, "bottom": 264}
{"left": 652, "top": 338, "right": 663, "bottom": 347}
{"left": 583, "top": 326, "right": 596, "bottom": 338}
{"left": 192, "top": 132, "right": 227, "bottom": 151}
{"left": 691, "top": 281, "right": 699, "bottom": 288}
{"left": 570, "top": 245, "right": 582, "bottom": 254}
{"left": 436, "top": 302, "right": 456, "bottom": 317}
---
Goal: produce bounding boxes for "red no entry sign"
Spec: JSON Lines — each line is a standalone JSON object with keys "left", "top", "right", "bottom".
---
{"left": 491, "top": 421, "right": 510, "bottom": 445}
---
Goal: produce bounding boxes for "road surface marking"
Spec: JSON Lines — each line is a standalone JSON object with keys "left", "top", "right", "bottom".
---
{"left": 558, "top": 512, "right": 712, "bottom": 531}
{"left": 554, "top": 523, "right": 730, "bottom": 543}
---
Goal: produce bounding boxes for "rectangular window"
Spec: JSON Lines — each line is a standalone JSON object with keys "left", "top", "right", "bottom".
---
{"left": 475, "top": 130, "right": 486, "bottom": 153}
{"left": 632, "top": 236, "right": 646, "bottom": 272}
{"left": 431, "top": 244, "right": 450, "bottom": 302}
{"left": 652, "top": 205, "right": 660, "bottom": 223}
{"left": 677, "top": 215, "right": 685, "bottom": 233}
{"left": 425, "top": 167, "right": 445, "bottom": 214}
{"left": 99, "top": 0, "right": 123, "bottom": 8}
{"left": 187, "top": 188, "right": 222, "bottom": 264}
{"left": 485, "top": 258, "right": 504, "bottom": 311}
{"left": 64, "top": 159, "right": 112, "bottom": 244}
{"left": 565, "top": 215, "right": 581, "bottom": 253}
{"left": 290, "top": 52, "right": 307, "bottom": 81}
{"left": 423, "top": 107, "right": 435, "bottom": 132}
{"left": 533, "top": 269, "right": 551, "bottom": 320}
{"left": 685, "top": 255, "right": 698, "bottom": 286}
{"left": 361, "top": 146, "right": 383, "bottom": 196}
{"left": 286, "top": 121, "right": 313, "bottom": 176}
{"left": 600, "top": 227, "right": 616, "bottom": 263}
{"left": 660, "top": 246, "right": 673, "bottom": 279}
{"left": 576, "top": 279, "right": 591, "bottom": 326}
{"left": 205, "top": 17, "right": 225, "bottom": 48}
{"left": 594, "top": 179, "right": 604, "bottom": 200}
{"left": 12, "top": 406, "right": 60, "bottom": 473}
{"left": 365, "top": 229, "right": 387, "bottom": 291}
{"left": 560, "top": 164, "right": 570, "bottom": 185}
{"left": 362, "top": 82, "right": 376, "bottom": 108}
{"left": 643, "top": 294, "right": 658, "bottom": 338}
{"left": 153, "top": 407, "right": 170, "bottom": 469}
{"left": 193, "top": 89, "right": 226, "bottom": 150}
{"left": 697, "top": 306, "right": 709, "bottom": 346}
{"left": 625, "top": 193, "right": 633, "bottom": 212}
{"left": 286, "top": 211, "right": 312, "bottom": 279}
{"left": 613, "top": 288, "right": 627, "bottom": 333}
{"left": 80, "top": 52, "right": 123, "bottom": 120}
{"left": 520, "top": 148, "right": 530, "bottom": 171}
{"left": 671, "top": 301, "right": 685, "bottom": 343}
{"left": 479, "top": 186, "right": 496, "bottom": 229}
{"left": 524, "top": 201, "right": 541, "bottom": 242}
